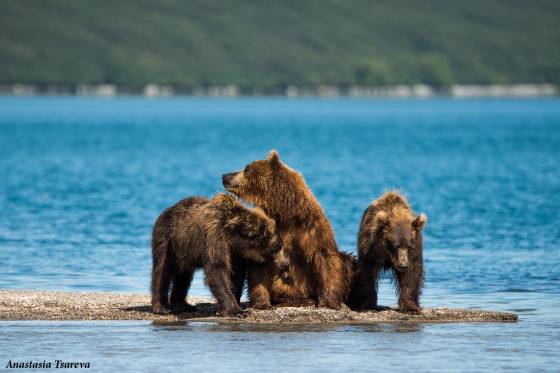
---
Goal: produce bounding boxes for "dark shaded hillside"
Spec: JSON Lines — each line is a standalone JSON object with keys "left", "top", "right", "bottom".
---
{"left": 1, "top": 0, "right": 559, "bottom": 88}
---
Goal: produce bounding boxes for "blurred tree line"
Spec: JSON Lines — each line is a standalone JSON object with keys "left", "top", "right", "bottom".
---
{"left": 1, "top": 0, "right": 559, "bottom": 88}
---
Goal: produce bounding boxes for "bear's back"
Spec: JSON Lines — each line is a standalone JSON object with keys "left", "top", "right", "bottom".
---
{"left": 166, "top": 197, "right": 213, "bottom": 262}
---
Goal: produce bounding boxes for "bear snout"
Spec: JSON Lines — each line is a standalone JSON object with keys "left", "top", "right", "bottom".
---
{"left": 395, "top": 248, "right": 410, "bottom": 272}
{"left": 222, "top": 172, "right": 240, "bottom": 189}
{"left": 395, "top": 264, "right": 409, "bottom": 272}
{"left": 273, "top": 248, "right": 290, "bottom": 272}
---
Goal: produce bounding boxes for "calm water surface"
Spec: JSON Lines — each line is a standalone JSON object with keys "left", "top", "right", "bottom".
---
{"left": 0, "top": 98, "right": 559, "bottom": 371}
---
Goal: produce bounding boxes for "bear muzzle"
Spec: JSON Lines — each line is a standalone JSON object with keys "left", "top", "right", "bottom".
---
{"left": 395, "top": 248, "right": 410, "bottom": 272}
{"left": 222, "top": 172, "right": 241, "bottom": 190}
{"left": 274, "top": 250, "right": 290, "bottom": 271}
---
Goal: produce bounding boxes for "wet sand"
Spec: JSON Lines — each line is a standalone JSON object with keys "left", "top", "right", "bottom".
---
{"left": 0, "top": 290, "right": 517, "bottom": 323}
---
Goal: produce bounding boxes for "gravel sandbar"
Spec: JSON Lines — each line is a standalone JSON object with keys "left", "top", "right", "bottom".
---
{"left": 0, "top": 290, "right": 518, "bottom": 324}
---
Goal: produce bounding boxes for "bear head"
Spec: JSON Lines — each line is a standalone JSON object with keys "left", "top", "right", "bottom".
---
{"left": 222, "top": 150, "right": 309, "bottom": 222}
{"left": 375, "top": 209, "right": 427, "bottom": 272}
{"left": 216, "top": 194, "right": 288, "bottom": 271}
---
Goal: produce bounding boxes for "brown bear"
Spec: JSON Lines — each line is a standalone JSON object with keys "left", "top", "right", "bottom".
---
{"left": 349, "top": 191, "right": 427, "bottom": 313}
{"left": 150, "top": 193, "right": 287, "bottom": 316}
{"left": 222, "top": 150, "right": 350, "bottom": 309}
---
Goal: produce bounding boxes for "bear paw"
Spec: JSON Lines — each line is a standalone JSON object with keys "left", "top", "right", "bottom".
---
{"left": 398, "top": 301, "right": 422, "bottom": 314}
{"left": 318, "top": 297, "right": 342, "bottom": 310}
{"left": 218, "top": 304, "right": 244, "bottom": 317}
{"left": 249, "top": 302, "right": 272, "bottom": 311}
{"left": 152, "top": 304, "right": 172, "bottom": 315}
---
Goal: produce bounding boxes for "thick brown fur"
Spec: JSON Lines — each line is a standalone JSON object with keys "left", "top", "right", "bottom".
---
{"left": 222, "top": 150, "right": 351, "bottom": 309}
{"left": 339, "top": 251, "right": 358, "bottom": 303}
{"left": 150, "top": 193, "right": 286, "bottom": 316}
{"left": 348, "top": 191, "right": 427, "bottom": 313}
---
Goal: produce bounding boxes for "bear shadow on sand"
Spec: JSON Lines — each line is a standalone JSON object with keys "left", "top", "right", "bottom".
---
{"left": 121, "top": 302, "right": 394, "bottom": 321}
{"left": 121, "top": 302, "right": 244, "bottom": 319}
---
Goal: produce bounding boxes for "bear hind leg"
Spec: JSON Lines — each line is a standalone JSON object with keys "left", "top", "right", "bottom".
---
{"left": 151, "top": 241, "right": 173, "bottom": 315}
{"left": 349, "top": 263, "right": 379, "bottom": 311}
{"left": 170, "top": 269, "right": 197, "bottom": 313}
{"left": 230, "top": 254, "right": 248, "bottom": 305}
{"left": 247, "top": 262, "right": 273, "bottom": 310}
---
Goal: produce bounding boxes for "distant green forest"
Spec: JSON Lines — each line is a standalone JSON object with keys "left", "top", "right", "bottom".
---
{"left": 1, "top": 0, "right": 559, "bottom": 88}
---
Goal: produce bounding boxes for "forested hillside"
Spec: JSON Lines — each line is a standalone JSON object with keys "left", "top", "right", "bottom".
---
{"left": 1, "top": 0, "right": 559, "bottom": 88}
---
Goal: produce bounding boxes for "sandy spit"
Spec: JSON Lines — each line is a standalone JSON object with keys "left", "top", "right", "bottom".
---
{"left": 0, "top": 290, "right": 517, "bottom": 324}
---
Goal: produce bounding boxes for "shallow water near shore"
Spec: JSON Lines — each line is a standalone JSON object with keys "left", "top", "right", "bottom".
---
{"left": 0, "top": 97, "right": 559, "bottom": 371}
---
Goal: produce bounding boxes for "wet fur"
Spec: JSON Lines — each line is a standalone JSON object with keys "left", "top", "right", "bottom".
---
{"left": 349, "top": 191, "right": 426, "bottom": 313}
{"left": 150, "top": 193, "right": 281, "bottom": 316}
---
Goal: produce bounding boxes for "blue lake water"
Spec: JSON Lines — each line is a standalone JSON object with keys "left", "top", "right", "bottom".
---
{"left": 0, "top": 97, "right": 559, "bottom": 371}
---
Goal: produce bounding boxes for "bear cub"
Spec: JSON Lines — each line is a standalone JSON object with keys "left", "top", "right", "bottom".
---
{"left": 151, "top": 193, "right": 287, "bottom": 316}
{"left": 349, "top": 191, "right": 427, "bottom": 313}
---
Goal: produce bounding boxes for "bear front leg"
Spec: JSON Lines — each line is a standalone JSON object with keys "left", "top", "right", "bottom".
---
{"left": 396, "top": 268, "right": 423, "bottom": 314}
{"left": 247, "top": 261, "right": 273, "bottom": 310}
{"left": 230, "top": 254, "right": 248, "bottom": 305}
{"left": 349, "top": 262, "right": 380, "bottom": 311}
{"left": 204, "top": 262, "right": 243, "bottom": 316}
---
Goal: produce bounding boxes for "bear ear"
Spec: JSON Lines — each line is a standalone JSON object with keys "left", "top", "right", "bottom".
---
{"left": 374, "top": 211, "right": 389, "bottom": 228}
{"left": 412, "top": 213, "right": 427, "bottom": 230}
{"left": 267, "top": 149, "right": 280, "bottom": 167}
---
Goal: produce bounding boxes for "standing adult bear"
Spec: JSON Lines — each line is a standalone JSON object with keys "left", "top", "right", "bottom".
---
{"left": 349, "top": 191, "right": 427, "bottom": 313}
{"left": 222, "top": 150, "right": 351, "bottom": 309}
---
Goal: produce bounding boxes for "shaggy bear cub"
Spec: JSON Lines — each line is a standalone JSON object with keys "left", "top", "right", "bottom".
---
{"left": 349, "top": 191, "right": 427, "bottom": 313}
{"left": 151, "top": 193, "right": 287, "bottom": 316}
